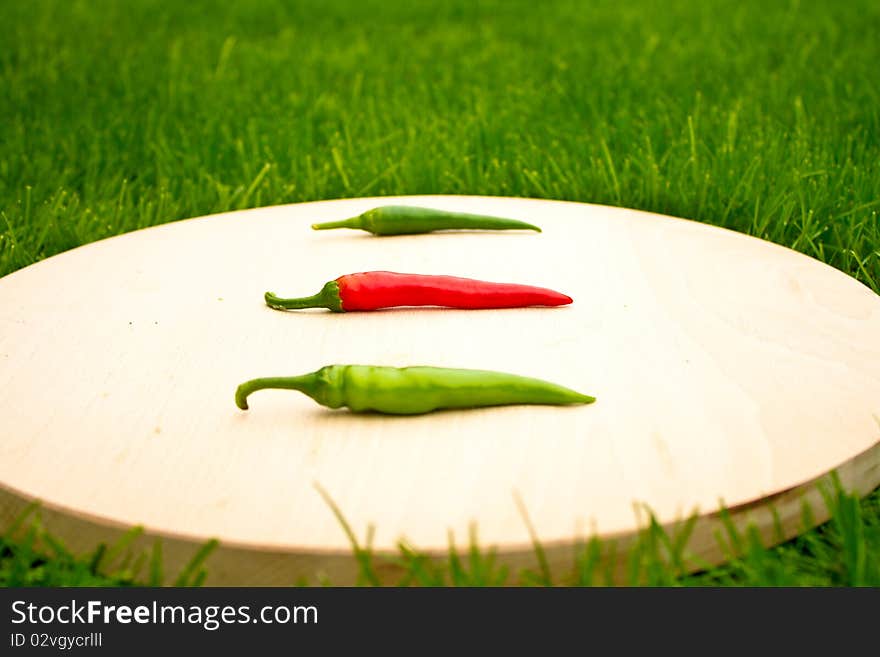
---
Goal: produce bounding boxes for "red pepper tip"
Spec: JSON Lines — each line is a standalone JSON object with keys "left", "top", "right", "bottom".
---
{"left": 544, "top": 291, "right": 574, "bottom": 306}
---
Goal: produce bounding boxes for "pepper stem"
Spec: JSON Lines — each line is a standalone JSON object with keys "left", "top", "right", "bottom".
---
{"left": 311, "top": 215, "right": 362, "bottom": 231}
{"left": 264, "top": 281, "right": 343, "bottom": 312}
{"left": 235, "top": 374, "right": 320, "bottom": 410}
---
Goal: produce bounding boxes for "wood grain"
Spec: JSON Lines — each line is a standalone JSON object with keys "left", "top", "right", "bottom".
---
{"left": 1, "top": 195, "right": 878, "bottom": 584}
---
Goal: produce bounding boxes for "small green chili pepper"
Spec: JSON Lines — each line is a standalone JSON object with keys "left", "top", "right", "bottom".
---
{"left": 235, "top": 365, "right": 594, "bottom": 415}
{"left": 311, "top": 205, "right": 542, "bottom": 235}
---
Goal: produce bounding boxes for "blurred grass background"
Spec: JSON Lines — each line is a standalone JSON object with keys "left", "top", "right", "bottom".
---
{"left": 1, "top": 0, "right": 878, "bottom": 585}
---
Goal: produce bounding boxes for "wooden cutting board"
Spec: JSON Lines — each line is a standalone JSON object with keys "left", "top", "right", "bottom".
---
{"left": 1, "top": 196, "right": 878, "bottom": 585}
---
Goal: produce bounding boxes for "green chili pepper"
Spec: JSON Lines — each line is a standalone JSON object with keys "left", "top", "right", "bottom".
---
{"left": 235, "top": 365, "right": 594, "bottom": 415}
{"left": 311, "top": 205, "right": 541, "bottom": 235}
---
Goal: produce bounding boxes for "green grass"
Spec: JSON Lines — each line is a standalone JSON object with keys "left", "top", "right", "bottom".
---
{"left": 1, "top": 0, "right": 878, "bottom": 586}
{"left": 4, "top": 477, "right": 879, "bottom": 586}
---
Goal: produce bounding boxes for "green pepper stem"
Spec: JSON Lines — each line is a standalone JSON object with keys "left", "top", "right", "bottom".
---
{"left": 264, "top": 281, "right": 343, "bottom": 312}
{"left": 311, "top": 216, "right": 361, "bottom": 231}
{"left": 265, "top": 290, "right": 328, "bottom": 310}
{"left": 235, "top": 374, "right": 320, "bottom": 410}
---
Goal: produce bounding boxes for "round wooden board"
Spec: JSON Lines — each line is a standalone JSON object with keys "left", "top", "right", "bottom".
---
{"left": 1, "top": 195, "right": 879, "bottom": 585}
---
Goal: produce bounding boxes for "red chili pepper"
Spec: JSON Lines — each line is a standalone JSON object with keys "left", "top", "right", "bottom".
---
{"left": 264, "top": 271, "right": 572, "bottom": 312}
